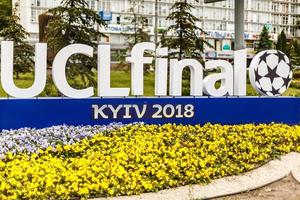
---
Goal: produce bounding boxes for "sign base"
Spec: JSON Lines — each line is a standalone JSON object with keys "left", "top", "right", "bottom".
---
{"left": 0, "top": 97, "right": 299, "bottom": 130}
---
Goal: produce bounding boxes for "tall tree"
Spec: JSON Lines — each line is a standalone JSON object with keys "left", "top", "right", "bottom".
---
{"left": 0, "top": 4, "right": 34, "bottom": 79}
{"left": 161, "top": 0, "right": 207, "bottom": 61}
{"left": 160, "top": 0, "right": 207, "bottom": 95}
{"left": 46, "top": 0, "right": 106, "bottom": 88}
{"left": 257, "top": 26, "right": 273, "bottom": 52}
{"left": 276, "top": 30, "right": 288, "bottom": 55}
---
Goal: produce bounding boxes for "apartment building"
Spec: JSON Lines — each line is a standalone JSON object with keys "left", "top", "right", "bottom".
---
{"left": 13, "top": 0, "right": 300, "bottom": 59}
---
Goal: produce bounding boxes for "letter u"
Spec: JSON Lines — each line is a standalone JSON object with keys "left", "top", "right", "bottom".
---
{"left": 1, "top": 41, "right": 47, "bottom": 98}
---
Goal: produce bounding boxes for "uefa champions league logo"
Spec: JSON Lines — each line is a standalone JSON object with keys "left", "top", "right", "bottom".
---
{"left": 249, "top": 50, "right": 293, "bottom": 96}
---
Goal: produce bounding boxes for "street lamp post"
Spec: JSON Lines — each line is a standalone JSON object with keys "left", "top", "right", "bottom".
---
{"left": 154, "top": 0, "right": 158, "bottom": 48}
{"left": 234, "top": 0, "right": 245, "bottom": 50}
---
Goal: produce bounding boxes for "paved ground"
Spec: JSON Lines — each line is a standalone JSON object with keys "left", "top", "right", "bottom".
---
{"left": 217, "top": 174, "right": 300, "bottom": 200}
{"left": 94, "top": 154, "right": 300, "bottom": 200}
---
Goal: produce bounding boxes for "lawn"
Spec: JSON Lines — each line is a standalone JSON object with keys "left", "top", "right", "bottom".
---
{"left": 0, "top": 71, "right": 299, "bottom": 97}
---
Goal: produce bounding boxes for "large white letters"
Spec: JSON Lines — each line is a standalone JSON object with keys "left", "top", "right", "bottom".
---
{"left": 155, "top": 47, "right": 168, "bottom": 96}
{"left": 98, "top": 45, "right": 130, "bottom": 97}
{"left": 233, "top": 49, "right": 247, "bottom": 96}
{"left": 1, "top": 41, "right": 282, "bottom": 98}
{"left": 52, "top": 44, "right": 94, "bottom": 98}
{"left": 203, "top": 60, "right": 234, "bottom": 97}
{"left": 169, "top": 59, "right": 204, "bottom": 96}
{"left": 1, "top": 41, "right": 47, "bottom": 98}
{"left": 126, "top": 42, "right": 155, "bottom": 96}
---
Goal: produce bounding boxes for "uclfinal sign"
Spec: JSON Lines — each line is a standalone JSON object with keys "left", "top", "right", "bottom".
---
{"left": 0, "top": 41, "right": 293, "bottom": 98}
{"left": 0, "top": 41, "right": 299, "bottom": 130}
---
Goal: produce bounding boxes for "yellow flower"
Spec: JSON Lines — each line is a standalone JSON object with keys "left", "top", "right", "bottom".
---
{"left": 0, "top": 123, "right": 300, "bottom": 199}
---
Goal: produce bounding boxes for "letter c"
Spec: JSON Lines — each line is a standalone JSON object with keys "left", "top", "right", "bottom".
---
{"left": 52, "top": 44, "right": 94, "bottom": 98}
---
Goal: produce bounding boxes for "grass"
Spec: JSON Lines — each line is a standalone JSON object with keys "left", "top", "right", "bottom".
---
{"left": 0, "top": 71, "right": 299, "bottom": 97}
{"left": 111, "top": 71, "right": 155, "bottom": 96}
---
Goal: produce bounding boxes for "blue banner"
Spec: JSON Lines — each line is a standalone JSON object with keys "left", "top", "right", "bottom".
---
{"left": 0, "top": 97, "right": 299, "bottom": 130}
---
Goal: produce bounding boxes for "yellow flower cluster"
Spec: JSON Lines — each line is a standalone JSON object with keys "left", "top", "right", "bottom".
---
{"left": 0, "top": 123, "right": 300, "bottom": 199}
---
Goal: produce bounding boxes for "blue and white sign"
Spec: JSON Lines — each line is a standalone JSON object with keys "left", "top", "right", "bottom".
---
{"left": 0, "top": 97, "right": 299, "bottom": 130}
{"left": 99, "top": 11, "right": 112, "bottom": 21}
{"left": 0, "top": 41, "right": 299, "bottom": 130}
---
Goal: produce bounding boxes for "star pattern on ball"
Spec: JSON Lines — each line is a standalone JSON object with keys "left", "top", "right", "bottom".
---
{"left": 270, "top": 86, "right": 280, "bottom": 96}
{"left": 258, "top": 51, "right": 271, "bottom": 65}
{"left": 254, "top": 68, "right": 262, "bottom": 83}
{"left": 265, "top": 65, "right": 280, "bottom": 84}
{"left": 274, "top": 51, "right": 287, "bottom": 64}
{"left": 259, "top": 87, "right": 269, "bottom": 96}
{"left": 282, "top": 75, "right": 292, "bottom": 89}
{"left": 251, "top": 50, "right": 293, "bottom": 97}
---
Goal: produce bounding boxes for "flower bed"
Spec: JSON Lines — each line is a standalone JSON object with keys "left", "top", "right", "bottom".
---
{"left": 0, "top": 123, "right": 300, "bottom": 199}
{"left": 0, "top": 123, "right": 123, "bottom": 157}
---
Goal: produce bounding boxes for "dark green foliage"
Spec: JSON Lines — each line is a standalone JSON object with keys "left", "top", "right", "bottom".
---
{"left": 257, "top": 26, "right": 273, "bottom": 52}
{"left": 0, "top": 0, "right": 11, "bottom": 16}
{"left": 0, "top": 7, "right": 34, "bottom": 79}
{"left": 276, "top": 30, "right": 288, "bottom": 55}
{"left": 0, "top": 0, "right": 12, "bottom": 30}
{"left": 46, "top": 0, "right": 107, "bottom": 88}
{"left": 161, "top": 0, "right": 207, "bottom": 61}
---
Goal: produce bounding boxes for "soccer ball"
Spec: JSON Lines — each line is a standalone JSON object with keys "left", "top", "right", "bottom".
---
{"left": 249, "top": 50, "right": 293, "bottom": 96}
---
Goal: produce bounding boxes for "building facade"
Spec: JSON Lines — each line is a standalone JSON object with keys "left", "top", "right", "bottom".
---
{"left": 13, "top": 0, "right": 300, "bottom": 59}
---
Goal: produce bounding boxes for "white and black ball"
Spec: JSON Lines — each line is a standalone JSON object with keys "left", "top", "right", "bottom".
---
{"left": 249, "top": 50, "right": 293, "bottom": 96}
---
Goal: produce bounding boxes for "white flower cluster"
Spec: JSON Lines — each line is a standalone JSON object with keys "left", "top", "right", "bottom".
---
{"left": 0, "top": 123, "right": 124, "bottom": 157}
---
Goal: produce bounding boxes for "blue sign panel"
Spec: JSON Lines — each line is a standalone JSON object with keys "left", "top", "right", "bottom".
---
{"left": 0, "top": 97, "right": 299, "bottom": 130}
{"left": 99, "top": 11, "right": 112, "bottom": 21}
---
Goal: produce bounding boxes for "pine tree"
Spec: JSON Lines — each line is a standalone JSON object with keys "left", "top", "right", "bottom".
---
{"left": 276, "top": 30, "right": 288, "bottom": 55}
{"left": 160, "top": 0, "right": 206, "bottom": 95}
{"left": 0, "top": 4, "right": 34, "bottom": 79}
{"left": 161, "top": 0, "right": 206, "bottom": 61}
{"left": 257, "top": 26, "right": 273, "bottom": 52}
{"left": 46, "top": 0, "right": 107, "bottom": 88}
